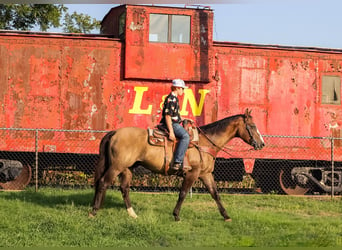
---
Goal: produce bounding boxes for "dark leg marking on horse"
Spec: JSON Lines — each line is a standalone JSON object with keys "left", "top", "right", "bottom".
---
{"left": 90, "top": 177, "right": 107, "bottom": 216}
{"left": 200, "top": 173, "right": 231, "bottom": 221}
{"left": 90, "top": 168, "right": 120, "bottom": 217}
{"left": 120, "top": 168, "right": 138, "bottom": 218}
{"left": 120, "top": 168, "right": 133, "bottom": 209}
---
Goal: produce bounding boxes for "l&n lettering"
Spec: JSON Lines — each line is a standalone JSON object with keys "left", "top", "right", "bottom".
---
{"left": 128, "top": 86, "right": 210, "bottom": 116}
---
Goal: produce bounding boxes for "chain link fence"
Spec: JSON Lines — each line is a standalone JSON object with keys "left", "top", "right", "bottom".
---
{"left": 0, "top": 128, "right": 341, "bottom": 196}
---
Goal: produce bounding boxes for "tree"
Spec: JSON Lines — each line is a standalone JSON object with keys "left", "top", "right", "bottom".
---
{"left": 63, "top": 12, "right": 100, "bottom": 33}
{"left": 0, "top": 4, "right": 100, "bottom": 33}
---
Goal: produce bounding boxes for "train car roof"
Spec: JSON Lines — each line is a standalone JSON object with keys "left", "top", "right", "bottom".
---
{"left": 214, "top": 41, "right": 342, "bottom": 54}
{"left": 0, "top": 30, "right": 118, "bottom": 40}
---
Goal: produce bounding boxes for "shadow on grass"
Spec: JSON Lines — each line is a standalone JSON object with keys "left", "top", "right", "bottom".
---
{"left": 0, "top": 187, "right": 125, "bottom": 211}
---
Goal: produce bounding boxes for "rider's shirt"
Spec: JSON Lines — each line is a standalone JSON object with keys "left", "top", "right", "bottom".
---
{"left": 160, "top": 92, "right": 181, "bottom": 126}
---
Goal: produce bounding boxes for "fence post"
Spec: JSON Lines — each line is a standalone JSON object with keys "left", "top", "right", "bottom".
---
{"left": 35, "top": 129, "right": 39, "bottom": 192}
{"left": 331, "top": 137, "right": 334, "bottom": 198}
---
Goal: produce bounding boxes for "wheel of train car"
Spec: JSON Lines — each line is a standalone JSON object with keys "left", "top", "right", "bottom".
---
{"left": 279, "top": 168, "right": 310, "bottom": 195}
{"left": 0, "top": 165, "right": 32, "bottom": 190}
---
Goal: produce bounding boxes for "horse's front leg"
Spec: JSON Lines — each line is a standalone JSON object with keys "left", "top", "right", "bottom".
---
{"left": 173, "top": 170, "right": 199, "bottom": 221}
{"left": 200, "top": 173, "right": 231, "bottom": 221}
{"left": 120, "top": 168, "right": 137, "bottom": 219}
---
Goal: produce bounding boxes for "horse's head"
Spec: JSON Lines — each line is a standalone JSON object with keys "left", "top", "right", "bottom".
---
{"left": 238, "top": 109, "right": 265, "bottom": 150}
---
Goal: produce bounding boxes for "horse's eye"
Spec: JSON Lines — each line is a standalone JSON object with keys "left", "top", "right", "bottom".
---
{"left": 248, "top": 124, "right": 256, "bottom": 129}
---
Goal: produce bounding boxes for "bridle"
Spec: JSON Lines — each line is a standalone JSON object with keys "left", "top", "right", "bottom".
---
{"left": 195, "top": 118, "right": 256, "bottom": 157}
{"left": 245, "top": 123, "right": 258, "bottom": 149}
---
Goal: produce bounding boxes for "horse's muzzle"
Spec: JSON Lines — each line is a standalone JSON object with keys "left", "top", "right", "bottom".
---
{"left": 251, "top": 140, "right": 265, "bottom": 150}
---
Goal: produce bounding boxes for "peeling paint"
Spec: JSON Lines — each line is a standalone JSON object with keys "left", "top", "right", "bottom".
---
{"left": 129, "top": 21, "right": 143, "bottom": 31}
{"left": 84, "top": 62, "right": 96, "bottom": 87}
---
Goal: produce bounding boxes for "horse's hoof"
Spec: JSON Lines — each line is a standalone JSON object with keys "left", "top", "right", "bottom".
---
{"left": 127, "top": 207, "right": 138, "bottom": 219}
{"left": 88, "top": 210, "right": 97, "bottom": 218}
{"left": 224, "top": 218, "right": 232, "bottom": 222}
{"left": 174, "top": 217, "right": 180, "bottom": 222}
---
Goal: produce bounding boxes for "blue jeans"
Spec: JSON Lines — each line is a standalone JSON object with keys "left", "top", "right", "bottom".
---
{"left": 172, "top": 123, "right": 190, "bottom": 164}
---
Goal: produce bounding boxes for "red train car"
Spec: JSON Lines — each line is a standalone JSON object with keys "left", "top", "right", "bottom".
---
{"left": 1, "top": 4, "right": 341, "bottom": 194}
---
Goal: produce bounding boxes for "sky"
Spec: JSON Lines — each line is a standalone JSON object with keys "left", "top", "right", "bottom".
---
{"left": 60, "top": 0, "right": 341, "bottom": 49}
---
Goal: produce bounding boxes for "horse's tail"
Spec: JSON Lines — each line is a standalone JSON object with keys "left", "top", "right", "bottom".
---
{"left": 94, "top": 130, "right": 116, "bottom": 186}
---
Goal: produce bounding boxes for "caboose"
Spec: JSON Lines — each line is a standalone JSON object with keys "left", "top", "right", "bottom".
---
{"left": 0, "top": 4, "right": 341, "bottom": 194}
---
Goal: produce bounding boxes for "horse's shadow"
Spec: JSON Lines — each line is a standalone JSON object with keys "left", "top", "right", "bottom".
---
{"left": 0, "top": 188, "right": 123, "bottom": 210}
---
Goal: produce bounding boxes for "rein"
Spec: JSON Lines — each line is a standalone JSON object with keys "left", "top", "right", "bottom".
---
{"left": 196, "top": 126, "right": 233, "bottom": 156}
{"left": 195, "top": 123, "right": 254, "bottom": 158}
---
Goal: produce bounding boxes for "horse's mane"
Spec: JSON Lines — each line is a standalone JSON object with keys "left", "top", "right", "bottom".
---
{"left": 199, "top": 114, "right": 244, "bottom": 135}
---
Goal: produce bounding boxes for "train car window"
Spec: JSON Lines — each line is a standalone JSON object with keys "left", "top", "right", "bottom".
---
{"left": 119, "top": 13, "right": 126, "bottom": 37}
{"left": 149, "top": 14, "right": 190, "bottom": 43}
{"left": 321, "top": 75, "right": 341, "bottom": 105}
{"left": 149, "top": 14, "right": 168, "bottom": 42}
{"left": 171, "top": 15, "right": 190, "bottom": 43}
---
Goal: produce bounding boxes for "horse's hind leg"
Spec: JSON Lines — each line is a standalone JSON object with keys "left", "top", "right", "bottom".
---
{"left": 120, "top": 168, "right": 137, "bottom": 218}
{"left": 200, "top": 173, "right": 231, "bottom": 221}
{"left": 90, "top": 168, "right": 120, "bottom": 217}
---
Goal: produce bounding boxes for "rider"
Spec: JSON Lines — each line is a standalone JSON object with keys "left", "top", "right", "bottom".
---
{"left": 159, "top": 79, "right": 190, "bottom": 171}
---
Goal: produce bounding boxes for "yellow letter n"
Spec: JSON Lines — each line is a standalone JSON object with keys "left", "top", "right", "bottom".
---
{"left": 181, "top": 89, "right": 210, "bottom": 116}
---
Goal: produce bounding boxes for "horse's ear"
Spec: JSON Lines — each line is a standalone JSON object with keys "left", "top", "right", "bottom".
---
{"left": 245, "top": 108, "right": 252, "bottom": 117}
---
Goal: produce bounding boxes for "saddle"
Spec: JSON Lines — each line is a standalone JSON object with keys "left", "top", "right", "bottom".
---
{"left": 148, "top": 119, "right": 199, "bottom": 147}
{"left": 147, "top": 119, "right": 199, "bottom": 175}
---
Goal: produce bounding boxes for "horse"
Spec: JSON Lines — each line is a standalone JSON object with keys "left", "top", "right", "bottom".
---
{"left": 89, "top": 108, "right": 265, "bottom": 221}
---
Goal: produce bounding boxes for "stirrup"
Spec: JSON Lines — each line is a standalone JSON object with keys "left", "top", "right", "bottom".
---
{"left": 171, "top": 163, "right": 181, "bottom": 171}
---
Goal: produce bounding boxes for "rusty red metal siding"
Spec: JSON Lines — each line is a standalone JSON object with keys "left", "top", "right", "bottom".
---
{"left": 214, "top": 44, "right": 342, "bottom": 137}
{"left": 0, "top": 34, "right": 125, "bottom": 153}
{"left": 0, "top": 34, "right": 122, "bottom": 132}
{"left": 1, "top": 5, "right": 342, "bottom": 163}
{"left": 123, "top": 5, "right": 212, "bottom": 81}
{"left": 213, "top": 43, "right": 342, "bottom": 160}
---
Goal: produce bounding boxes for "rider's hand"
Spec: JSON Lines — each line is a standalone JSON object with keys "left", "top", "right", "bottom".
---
{"left": 169, "top": 132, "right": 176, "bottom": 141}
{"left": 182, "top": 118, "right": 194, "bottom": 125}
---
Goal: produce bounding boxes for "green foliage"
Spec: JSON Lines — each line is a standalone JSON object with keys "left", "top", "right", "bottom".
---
{"left": 63, "top": 11, "right": 100, "bottom": 33}
{"left": 0, "top": 4, "right": 100, "bottom": 33}
{"left": 41, "top": 170, "right": 93, "bottom": 187}
{"left": 0, "top": 188, "right": 341, "bottom": 247}
{"left": 38, "top": 170, "right": 254, "bottom": 191}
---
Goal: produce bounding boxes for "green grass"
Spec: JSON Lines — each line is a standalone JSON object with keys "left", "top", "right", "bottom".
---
{"left": 0, "top": 187, "right": 341, "bottom": 247}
